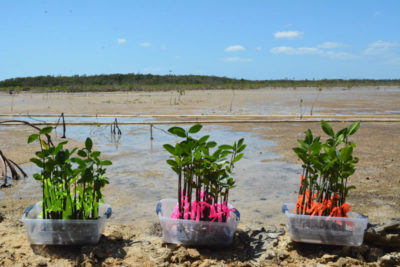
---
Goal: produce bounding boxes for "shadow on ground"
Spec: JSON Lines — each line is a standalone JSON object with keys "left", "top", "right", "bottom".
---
{"left": 31, "top": 231, "right": 131, "bottom": 265}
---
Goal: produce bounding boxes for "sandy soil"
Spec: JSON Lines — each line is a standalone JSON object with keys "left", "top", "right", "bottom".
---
{"left": 1, "top": 87, "right": 399, "bottom": 266}
{"left": 1, "top": 86, "right": 399, "bottom": 116}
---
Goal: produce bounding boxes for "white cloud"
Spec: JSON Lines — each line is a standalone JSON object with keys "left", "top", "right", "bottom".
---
{"left": 274, "top": 31, "right": 303, "bottom": 40}
{"left": 223, "top": 57, "right": 252, "bottom": 62}
{"left": 161, "top": 44, "right": 167, "bottom": 50}
{"left": 271, "top": 46, "right": 356, "bottom": 60}
{"left": 364, "top": 40, "right": 399, "bottom": 54}
{"left": 140, "top": 42, "right": 152, "bottom": 47}
{"left": 256, "top": 46, "right": 262, "bottom": 51}
{"left": 271, "top": 46, "right": 321, "bottom": 55}
{"left": 225, "top": 45, "right": 245, "bottom": 52}
{"left": 317, "top": 42, "right": 349, "bottom": 49}
{"left": 325, "top": 51, "right": 357, "bottom": 60}
{"left": 117, "top": 38, "right": 126, "bottom": 45}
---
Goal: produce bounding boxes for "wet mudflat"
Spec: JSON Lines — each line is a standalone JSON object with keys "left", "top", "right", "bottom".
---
{"left": 6, "top": 123, "right": 299, "bottom": 227}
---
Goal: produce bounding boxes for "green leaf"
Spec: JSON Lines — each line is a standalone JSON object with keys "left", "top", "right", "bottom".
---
{"left": 207, "top": 141, "right": 217, "bottom": 148}
{"left": 55, "top": 150, "right": 67, "bottom": 164}
{"left": 198, "top": 135, "right": 210, "bottom": 144}
{"left": 309, "top": 142, "right": 322, "bottom": 154}
{"left": 166, "top": 159, "right": 178, "bottom": 167}
{"left": 336, "top": 128, "right": 348, "bottom": 138}
{"left": 219, "top": 144, "right": 232, "bottom": 150}
{"left": 39, "top": 126, "right": 53, "bottom": 135}
{"left": 348, "top": 121, "right": 360, "bottom": 136}
{"left": 85, "top": 138, "right": 93, "bottom": 151}
{"left": 33, "top": 173, "right": 43, "bottom": 180}
{"left": 168, "top": 126, "right": 186, "bottom": 138}
{"left": 297, "top": 140, "right": 309, "bottom": 150}
{"left": 28, "top": 134, "right": 39, "bottom": 144}
{"left": 237, "top": 144, "right": 246, "bottom": 153}
{"left": 346, "top": 185, "right": 356, "bottom": 191}
{"left": 323, "top": 144, "right": 336, "bottom": 159}
{"left": 188, "top": 124, "right": 202, "bottom": 134}
{"left": 238, "top": 138, "right": 244, "bottom": 148}
{"left": 30, "top": 158, "right": 44, "bottom": 168}
{"left": 232, "top": 153, "right": 244, "bottom": 163}
{"left": 321, "top": 120, "right": 334, "bottom": 137}
{"left": 91, "top": 151, "right": 101, "bottom": 158}
{"left": 340, "top": 146, "right": 353, "bottom": 162}
{"left": 305, "top": 129, "right": 313, "bottom": 145}
{"left": 77, "top": 150, "right": 87, "bottom": 157}
{"left": 293, "top": 147, "right": 307, "bottom": 162}
{"left": 163, "top": 144, "right": 176, "bottom": 155}
{"left": 71, "top": 157, "right": 85, "bottom": 166}
{"left": 100, "top": 160, "right": 112, "bottom": 166}
{"left": 334, "top": 134, "right": 345, "bottom": 147}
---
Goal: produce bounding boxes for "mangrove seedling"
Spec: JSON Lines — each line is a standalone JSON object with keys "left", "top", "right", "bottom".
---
{"left": 164, "top": 124, "right": 246, "bottom": 223}
{"left": 293, "top": 120, "right": 360, "bottom": 218}
{"left": 28, "top": 126, "right": 111, "bottom": 220}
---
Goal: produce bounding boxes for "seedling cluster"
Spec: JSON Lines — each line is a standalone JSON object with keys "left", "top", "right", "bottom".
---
{"left": 28, "top": 127, "right": 111, "bottom": 220}
{"left": 164, "top": 124, "right": 246, "bottom": 222}
{"left": 293, "top": 120, "right": 360, "bottom": 219}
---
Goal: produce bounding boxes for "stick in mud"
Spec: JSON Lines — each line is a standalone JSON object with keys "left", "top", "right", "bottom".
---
{"left": 0, "top": 151, "right": 7, "bottom": 187}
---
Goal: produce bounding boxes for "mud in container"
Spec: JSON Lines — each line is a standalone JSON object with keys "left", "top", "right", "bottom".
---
{"left": 282, "top": 203, "right": 368, "bottom": 246}
{"left": 157, "top": 198, "right": 240, "bottom": 246}
{"left": 22, "top": 202, "right": 112, "bottom": 245}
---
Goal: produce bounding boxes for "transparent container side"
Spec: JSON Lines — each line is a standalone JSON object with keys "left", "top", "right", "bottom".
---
{"left": 22, "top": 202, "right": 111, "bottom": 245}
{"left": 157, "top": 198, "right": 240, "bottom": 246}
{"left": 283, "top": 203, "right": 368, "bottom": 246}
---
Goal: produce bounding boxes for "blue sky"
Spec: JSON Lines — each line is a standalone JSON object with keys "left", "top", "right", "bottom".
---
{"left": 1, "top": 0, "right": 399, "bottom": 80}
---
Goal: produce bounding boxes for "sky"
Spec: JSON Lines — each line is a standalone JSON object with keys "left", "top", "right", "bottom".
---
{"left": 1, "top": 0, "right": 399, "bottom": 81}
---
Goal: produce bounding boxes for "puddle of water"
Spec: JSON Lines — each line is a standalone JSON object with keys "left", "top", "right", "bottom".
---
{"left": 4, "top": 123, "right": 300, "bottom": 226}
{"left": 386, "top": 110, "right": 400, "bottom": 114}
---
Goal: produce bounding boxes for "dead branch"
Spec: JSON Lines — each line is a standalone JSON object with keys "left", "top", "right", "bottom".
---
{"left": 0, "top": 120, "right": 54, "bottom": 147}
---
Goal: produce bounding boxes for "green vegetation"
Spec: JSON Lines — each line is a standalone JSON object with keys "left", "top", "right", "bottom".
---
{"left": 28, "top": 127, "right": 111, "bottom": 220}
{"left": 293, "top": 121, "right": 360, "bottom": 218}
{"left": 163, "top": 124, "right": 246, "bottom": 222}
{"left": 1, "top": 73, "right": 399, "bottom": 92}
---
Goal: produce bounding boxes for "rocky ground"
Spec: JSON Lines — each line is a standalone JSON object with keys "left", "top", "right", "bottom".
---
{"left": 1, "top": 202, "right": 400, "bottom": 267}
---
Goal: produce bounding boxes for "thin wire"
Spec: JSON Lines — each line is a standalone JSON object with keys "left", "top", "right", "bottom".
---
{"left": 152, "top": 125, "right": 173, "bottom": 135}
{"left": 26, "top": 113, "right": 47, "bottom": 123}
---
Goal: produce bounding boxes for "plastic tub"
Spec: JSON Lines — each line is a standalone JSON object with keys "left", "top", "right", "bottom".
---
{"left": 282, "top": 203, "right": 368, "bottom": 246}
{"left": 22, "top": 201, "right": 112, "bottom": 245}
{"left": 156, "top": 198, "right": 240, "bottom": 246}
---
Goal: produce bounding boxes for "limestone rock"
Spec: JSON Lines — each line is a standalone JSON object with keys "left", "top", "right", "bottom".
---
{"left": 379, "top": 252, "right": 400, "bottom": 267}
{"left": 365, "top": 218, "right": 400, "bottom": 248}
{"left": 320, "top": 254, "right": 338, "bottom": 264}
{"left": 186, "top": 248, "right": 200, "bottom": 260}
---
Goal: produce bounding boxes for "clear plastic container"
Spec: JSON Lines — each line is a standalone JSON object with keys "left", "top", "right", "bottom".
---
{"left": 282, "top": 203, "right": 368, "bottom": 246}
{"left": 22, "top": 201, "right": 112, "bottom": 245}
{"left": 156, "top": 198, "right": 240, "bottom": 246}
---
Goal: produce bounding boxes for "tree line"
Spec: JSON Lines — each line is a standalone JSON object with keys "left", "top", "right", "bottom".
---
{"left": 0, "top": 73, "right": 399, "bottom": 92}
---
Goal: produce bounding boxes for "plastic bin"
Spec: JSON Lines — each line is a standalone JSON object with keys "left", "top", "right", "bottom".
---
{"left": 156, "top": 198, "right": 240, "bottom": 246}
{"left": 22, "top": 201, "right": 112, "bottom": 245}
{"left": 282, "top": 203, "right": 368, "bottom": 246}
